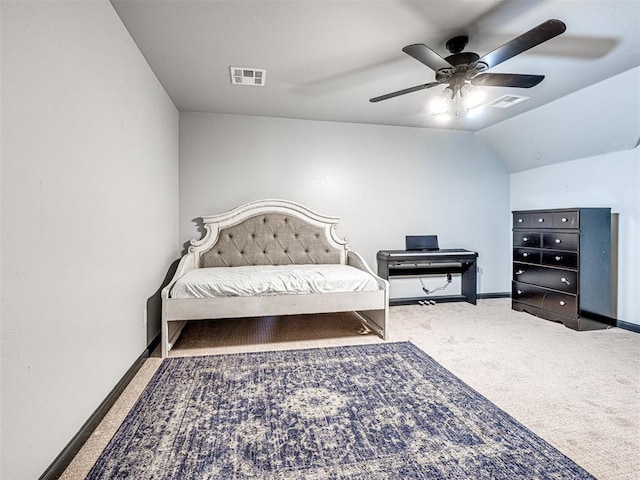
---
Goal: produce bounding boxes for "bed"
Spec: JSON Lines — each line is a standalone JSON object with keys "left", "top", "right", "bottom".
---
{"left": 160, "top": 199, "right": 389, "bottom": 357}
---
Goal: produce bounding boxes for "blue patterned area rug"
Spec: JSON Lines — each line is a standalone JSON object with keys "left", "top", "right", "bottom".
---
{"left": 87, "top": 342, "right": 594, "bottom": 479}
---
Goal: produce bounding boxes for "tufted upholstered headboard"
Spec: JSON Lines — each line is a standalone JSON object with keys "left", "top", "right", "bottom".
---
{"left": 188, "top": 199, "right": 349, "bottom": 268}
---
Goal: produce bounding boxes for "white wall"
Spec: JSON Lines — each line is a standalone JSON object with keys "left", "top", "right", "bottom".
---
{"left": 479, "top": 66, "right": 640, "bottom": 173}
{"left": 510, "top": 147, "right": 640, "bottom": 325}
{"left": 179, "top": 112, "right": 511, "bottom": 297}
{"left": 1, "top": 2, "right": 179, "bottom": 478}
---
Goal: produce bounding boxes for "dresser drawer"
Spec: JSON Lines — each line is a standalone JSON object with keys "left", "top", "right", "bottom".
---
{"left": 513, "top": 232, "right": 541, "bottom": 248}
{"left": 512, "top": 263, "right": 539, "bottom": 283}
{"left": 537, "top": 266, "right": 578, "bottom": 294}
{"left": 531, "top": 212, "right": 553, "bottom": 228}
{"left": 512, "top": 282, "right": 543, "bottom": 309}
{"left": 540, "top": 291, "right": 577, "bottom": 318}
{"left": 514, "top": 264, "right": 577, "bottom": 294}
{"left": 513, "top": 212, "right": 531, "bottom": 228}
{"left": 542, "top": 232, "right": 579, "bottom": 251}
{"left": 553, "top": 211, "right": 579, "bottom": 229}
{"left": 541, "top": 250, "right": 578, "bottom": 269}
{"left": 512, "top": 282, "right": 577, "bottom": 317}
{"left": 513, "top": 248, "right": 540, "bottom": 264}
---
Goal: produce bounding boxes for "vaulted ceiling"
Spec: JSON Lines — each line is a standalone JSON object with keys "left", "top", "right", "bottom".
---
{"left": 111, "top": 0, "right": 639, "bottom": 133}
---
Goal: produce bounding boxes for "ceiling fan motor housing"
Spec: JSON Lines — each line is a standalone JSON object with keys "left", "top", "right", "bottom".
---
{"left": 439, "top": 37, "right": 484, "bottom": 82}
{"left": 445, "top": 35, "right": 469, "bottom": 54}
{"left": 444, "top": 52, "right": 480, "bottom": 67}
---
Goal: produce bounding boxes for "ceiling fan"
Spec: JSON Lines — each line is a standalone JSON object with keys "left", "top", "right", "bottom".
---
{"left": 370, "top": 19, "right": 566, "bottom": 116}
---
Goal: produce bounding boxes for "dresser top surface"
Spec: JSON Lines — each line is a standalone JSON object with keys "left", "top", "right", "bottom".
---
{"left": 512, "top": 207, "right": 611, "bottom": 214}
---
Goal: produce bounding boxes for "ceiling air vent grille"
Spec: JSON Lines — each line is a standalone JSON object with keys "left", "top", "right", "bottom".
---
{"left": 229, "top": 67, "right": 266, "bottom": 86}
{"left": 486, "top": 94, "right": 529, "bottom": 108}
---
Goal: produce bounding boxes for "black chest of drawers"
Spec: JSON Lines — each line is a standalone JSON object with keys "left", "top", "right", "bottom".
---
{"left": 512, "top": 208, "right": 611, "bottom": 330}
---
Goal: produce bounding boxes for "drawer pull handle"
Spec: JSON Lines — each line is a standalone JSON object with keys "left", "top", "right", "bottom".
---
{"left": 560, "top": 300, "right": 567, "bottom": 306}
{"left": 523, "top": 237, "right": 529, "bottom": 242}
{"left": 522, "top": 252, "right": 529, "bottom": 257}
{"left": 561, "top": 277, "right": 570, "bottom": 285}
{"left": 518, "top": 218, "right": 524, "bottom": 223}
{"left": 516, "top": 290, "right": 522, "bottom": 295}
{"left": 555, "top": 238, "right": 562, "bottom": 244}
{"left": 515, "top": 269, "right": 524, "bottom": 275}
{"left": 561, "top": 217, "right": 568, "bottom": 223}
{"left": 555, "top": 256, "right": 562, "bottom": 261}
{"left": 538, "top": 218, "right": 544, "bottom": 223}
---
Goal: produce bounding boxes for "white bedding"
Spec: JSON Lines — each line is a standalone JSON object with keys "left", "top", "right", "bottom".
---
{"left": 170, "top": 264, "right": 379, "bottom": 299}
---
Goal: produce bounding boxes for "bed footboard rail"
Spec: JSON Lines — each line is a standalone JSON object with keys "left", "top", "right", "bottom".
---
{"left": 347, "top": 250, "right": 389, "bottom": 339}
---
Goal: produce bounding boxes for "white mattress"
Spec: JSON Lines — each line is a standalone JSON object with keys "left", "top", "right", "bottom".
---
{"left": 170, "top": 264, "right": 379, "bottom": 299}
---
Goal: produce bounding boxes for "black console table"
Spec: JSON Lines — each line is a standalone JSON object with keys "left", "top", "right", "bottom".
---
{"left": 377, "top": 249, "right": 478, "bottom": 306}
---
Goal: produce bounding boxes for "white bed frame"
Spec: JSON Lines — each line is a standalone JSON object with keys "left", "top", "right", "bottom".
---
{"left": 161, "top": 199, "right": 389, "bottom": 357}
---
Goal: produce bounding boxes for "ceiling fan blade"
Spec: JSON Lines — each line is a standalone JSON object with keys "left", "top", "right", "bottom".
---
{"left": 370, "top": 82, "right": 441, "bottom": 103}
{"left": 475, "top": 19, "right": 566, "bottom": 69}
{"left": 471, "top": 73, "right": 545, "bottom": 88}
{"left": 402, "top": 44, "right": 453, "bottom": 72}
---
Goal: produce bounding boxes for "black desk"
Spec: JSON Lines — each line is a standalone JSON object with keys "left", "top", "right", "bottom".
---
{"left": 377, "top": 249, "right": 478, "bottom": 305}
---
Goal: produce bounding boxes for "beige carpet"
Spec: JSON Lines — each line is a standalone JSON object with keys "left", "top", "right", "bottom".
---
{"left": 62, "top": 299, "right": 640, "bottom": 479}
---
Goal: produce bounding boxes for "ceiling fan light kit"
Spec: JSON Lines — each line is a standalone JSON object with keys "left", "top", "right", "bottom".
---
{"left": 371, "top": 19, "right": 567, "bottom": 121}
{"left": 430, "top": 81, "right": 487, "bottom": 121}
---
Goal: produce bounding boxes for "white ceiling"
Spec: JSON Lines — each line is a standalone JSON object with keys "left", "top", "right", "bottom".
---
{"left": 111, "top": 0, "right": 640, "bottom": 132}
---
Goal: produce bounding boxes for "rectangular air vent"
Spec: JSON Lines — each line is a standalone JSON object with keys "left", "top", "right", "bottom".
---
{"left": 229, "top": 67, "right": 266, "bottom": 86}
{"left": 486, "top": 94, "right": 529, "bottom": 108}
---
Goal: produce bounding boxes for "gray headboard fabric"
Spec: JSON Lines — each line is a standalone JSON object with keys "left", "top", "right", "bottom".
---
{"left": 188, "top": 199, "right": 349, "bottom": 268}
{"left": 201, "top": 213, "right": 341, "bottom": 267}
